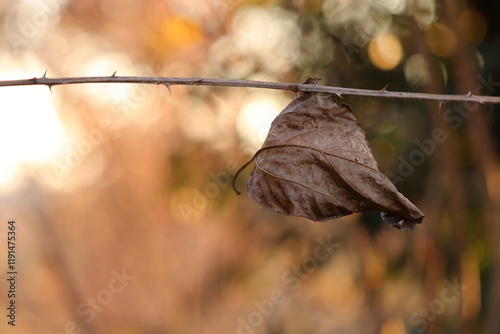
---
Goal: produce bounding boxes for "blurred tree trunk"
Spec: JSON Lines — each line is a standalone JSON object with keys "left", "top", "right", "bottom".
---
{"left": 409, "top": 14, "right": 468, "bottom": 334}
{"left": 439, "top": 1, "right": 500, "bottom": 333}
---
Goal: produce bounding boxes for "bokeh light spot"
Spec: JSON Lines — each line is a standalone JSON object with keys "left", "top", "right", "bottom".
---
{"left": 459, "top": 10, "right": 487, "bottom": 45}
{"left": 236, "top": 93, "right": 284, "bottom": 154}
{"left": 230, "top": 6, "right": 301, "bottom": 73}
{"left": 425, "top": 23, "right": 457, "bottom": 58}
{"left": 381, "top": 318, "right": 405, "bottom": 334}
{"left": 368, "top": 33, "right": 402, "bottom": 70}
{"left": 404, "top": 54, "right": 431, "bottom": 89}
{"left": 147, "top": 15, "right": 204, "bottom": 58}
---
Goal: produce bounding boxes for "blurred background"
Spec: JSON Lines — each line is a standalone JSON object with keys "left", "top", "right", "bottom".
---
{"left": 0, "top": 0, "right": 499, "bottom": 333}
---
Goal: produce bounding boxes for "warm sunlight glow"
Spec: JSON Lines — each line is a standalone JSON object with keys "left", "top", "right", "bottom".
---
{"left": 81, "top": 53, "right": 142, "bottom": 106}
{"left": 0, "top": 55, "right": 68, "bottom": 191}
{"left": 79, "top": 52, "right": 159, "bottom": 128}
{"left": 236, "top": 94, "right": 283, "bottom": 154}
{"left": 0, "top": 84, "right": 66, "bottom": 189}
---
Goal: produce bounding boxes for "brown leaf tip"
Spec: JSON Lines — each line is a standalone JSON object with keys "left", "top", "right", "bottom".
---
{"left": 381, "top": 212, "right": 423, "bottom": 231}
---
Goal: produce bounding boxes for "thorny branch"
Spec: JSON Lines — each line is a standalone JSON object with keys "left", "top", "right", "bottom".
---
{"left": 1, "top": 74, "right": 500, "bottom": 105}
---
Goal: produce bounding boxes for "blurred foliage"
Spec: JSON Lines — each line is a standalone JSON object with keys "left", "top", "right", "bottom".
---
{"left": 0, "top": 0, "right": 499, "bottom": 333}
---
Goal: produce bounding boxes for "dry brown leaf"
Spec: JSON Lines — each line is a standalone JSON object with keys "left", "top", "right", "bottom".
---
{"left": 233, "top": 89, "right": 424, "bottom": 230}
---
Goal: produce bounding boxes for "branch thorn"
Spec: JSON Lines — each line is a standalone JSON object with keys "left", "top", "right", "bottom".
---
{"left": 164, "top": 84, "right": 172, "bottom": 95}
{"left": 42, "top": 69, "right": 48, "bottom": 78}
{"left": 380, "top": 84, "right": 389, "bottom": 92}
{"left": 111, "top": 71, "right": 117, "bottom": 77}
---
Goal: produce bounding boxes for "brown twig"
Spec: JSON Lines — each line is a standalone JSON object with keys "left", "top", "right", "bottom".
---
{"left": 1, "top": 74, "right": 500, "bottom": 104}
